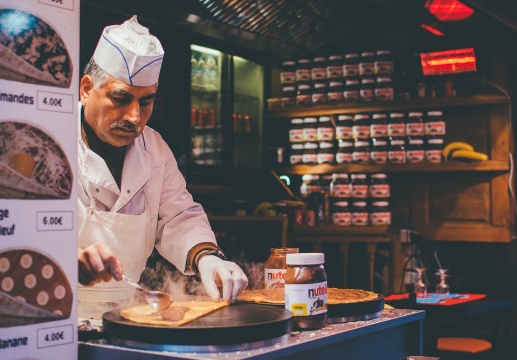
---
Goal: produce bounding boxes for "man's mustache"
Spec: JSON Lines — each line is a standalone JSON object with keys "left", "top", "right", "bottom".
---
{"left": 111, "top": 121, "right": 141, "bottom": 132}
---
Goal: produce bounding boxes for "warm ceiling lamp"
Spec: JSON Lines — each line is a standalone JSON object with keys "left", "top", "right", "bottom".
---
{"left": 425, "top": 0, "right": 474, "bottom": 21}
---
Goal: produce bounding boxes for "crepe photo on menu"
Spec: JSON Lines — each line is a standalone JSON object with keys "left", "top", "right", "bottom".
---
{"left": 0, "top": 248, "right": 73, "bottom": 327}
{"left": 0, "top": 121, "right": 73, "bottom": 199}
{"left": 0, "top": 7, "right": 72, "bottom": 88}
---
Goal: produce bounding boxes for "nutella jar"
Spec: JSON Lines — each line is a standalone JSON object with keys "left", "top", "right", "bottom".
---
{"left": 317, "top": 141, "right": 335, "bottom": 164}
{"left": 335, "top": 140, "right": 354, "bottom": 164}
{"left": 406, "top": 112, "right": 425, "bottom": 138}
{"left": 280, "top": 60, "right": 296, "bottom": 84}
{"left": 370, "top": 138, "right": 388, "bottom": 165}
{"left": 370, "top": 113, "right": 388, "bottom": 139}
{"left": 327, "top": 81, "right": 344, "bottom": 105}
{"left": 312, "top": 81, "right": 328, "bottom": 105}
{"left": 342, "top": 53, "right": 359, "bottom": 78}
{"left": 335, "top": 115, "right": 354, "bottom": 140}
{"left": 425, "top": 111, "right": 446, "bottom": 136}
{"left": 359, "top": 51, "right": 375, "bottom": 76}
{"left": 330, "top": 173, "right": 351, "bottom": 199}
{"left": 369, "top": 173, "right": 390, "bottom": 198}
{"left": 289, "top": 118, "right": 304, "bottom": 143}
{"left": 407, "top": 139, "right": 425, "bottom": 163}
{"left": 303, "top": 117, "right": 318, "bottom": 142}
{"left": 332, "top": 201, "right": 351, "bottom": 226}
{"left": 326, "top": 55, "right": 343, "bottom": 79}
{"left": 351, "top": 201, "right": 369, "bottom": 226}
{"left": 350, "top": 173, "right": 368, "bottom": 198}
{"left": 388, "top": 138, "right": 407, "bottom": 164}
{"left": 343, "top": 79, "right": 360, "bottom": 103}
{"left": 374, "top": 50, "right": 394, "bottom": 75}
{"left": 370, "top": 201, "right": 391, "bottom": 226}
{"left": 300, "top": 174, "right": 321, "bottom": 198}
{"left": 353, "top": 140, "right": 371, "bottom": 165}
{"left": 359, "top": 77, "right": 375, "bottom": 102}
{"left": 297, "top": 83, "right": 313, "bottom": 107}
{"left": 302, "top": 142, "right": 319, "bottom": 164}
{"left": 290, "top": 143, "right": 304, "bottom": 165}
{"left": 281, "top": 85, "right": 296, "bottom": 108}
{"left": 317, "top": 116, "right": 335, "bottom": 141}
{"left": 296, "top": 58, "right": 312, "bottom": 83}
{"left": 388, "top": 112, "right": 407, "bottom": 138}
{"left": 353, "top": 114, "right": 371, "bottom": 140}
{"left": 264, "top": 247, "right": 300, "bottom": 289}
{"left": 426, "top": 138, "right": 444, "bottom": 163}
{"left": 285, "top": 253, "right": 327, "bottom": 330}
{"left": 375, "top": 77, "right": 394, "bottom": 101}
{"left": 311, "top": 56, "right": 327, "bottom": 81}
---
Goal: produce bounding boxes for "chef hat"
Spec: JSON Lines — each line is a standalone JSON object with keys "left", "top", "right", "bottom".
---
{"left": 93, "top": 15, "right": 164, "bottom": 86}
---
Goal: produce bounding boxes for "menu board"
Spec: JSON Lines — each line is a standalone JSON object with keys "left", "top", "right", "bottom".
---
{"left": 0, "top": 0, "right": 78, "bottom": 359}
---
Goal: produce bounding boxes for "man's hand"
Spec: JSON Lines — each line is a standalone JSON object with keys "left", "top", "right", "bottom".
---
{"left": 78, "top": 243, "right": 123, "bottom": 286}
{"left": 197, "top": 256, "right": 248, "bottom": 302}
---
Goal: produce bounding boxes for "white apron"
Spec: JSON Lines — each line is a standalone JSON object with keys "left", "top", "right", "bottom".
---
{"left": 77, "top": 193, "right": 154, "bottom": 319}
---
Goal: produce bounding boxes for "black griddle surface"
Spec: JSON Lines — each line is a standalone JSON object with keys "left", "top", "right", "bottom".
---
{"left": 102, "top": 302, "right": 292, "bottom": 346}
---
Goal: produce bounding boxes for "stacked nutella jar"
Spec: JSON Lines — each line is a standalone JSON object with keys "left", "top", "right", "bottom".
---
{"left": 288, "top": 116, "right": 337, "bottom": 165}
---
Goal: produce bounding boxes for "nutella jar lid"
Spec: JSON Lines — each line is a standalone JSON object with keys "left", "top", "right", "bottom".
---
{"left": 371, "top": 173, "right": 387, "bottom": 178}
{"left": 291, "top": 118, "right": 304, "bottom": 124}
{"left": 372, "top": 140, "right": 388, "bottom": 146}
{"left": 282, "top": 60, "right": 296, "bottom": 66}
{"left": 302, "top": 174, "right": 320, "bottom": 181}
{"left": 298, "top": 58, "right": 311, "bottom": 64}
{"left": 376, "top": 50, "right": 392, "bottom": 56}
{"left": 377, "top": 77, "right": 392, "bottom": 83}
{"left": 361, "top": 78, "right": 375, "bottom": 84}
{"left": 338, "top": 114, "right": 354, "bottom": 120}
{"left": 346, "top": 79, "right": 359, "bottom": 85}
{"left": 286, "top": 253, "right": 324, "bottom": 265}
{"left": 329, "top": 55, "right": 343, "bottom": 60}
{"left": 351, "top": 173, "right": 367, "bottom": 179}
{"left": 333, "top": 201, "right": 349, "bottom": 206}
{"left": 372, "top": 113, "right": 387, "bottom": 119}
{"left": 427, "top": 111, "right": 443, "bottom": 116}
{"left": 298, "top": 84, "right": 311, "bottom": 90}
{"left": 354, "top": 114, "right": 370, "bottom": 120}
{"left": 314, "top": 82, "right": 327, "bottom": 89}
{"left": 304, "top": 142, "right": 319, "bottom": 149}
{"left": 390, "top": 112, "right": 405, "bottom": 118}
{"left": 282, "top": 86, "right": 296, "bottom": 91}
{"left": 352, "top": 201, "right": 367, "bottom": 206}
{"left": 332, "top": 173, "right": 348, "bottom": 179}
{"left": 304, "top": 117, "right": 318, "bottom": 123}
{"left": 345, "top": 53, "right": 359, "bottom": 59}
{"left": 319, "top": 116, "right": 331, "bottom": 122}
{"left": 409, "top": 112, "right": 424, "bottom": 117}
{"left": 313, "top": 56, "right": 327, "bottom": 62}
{"left": 319, "top": 141, "right": 334, "bottom": 149}
{"left": 361, "top": 51, "right": 375, "bottom": 57}
{"left": 329, "top": 81, "right": 344, "bottom": 87}
{"left": 428, "top": 138, "right": 444, "bottom": 144}
{"left": 355, "top": 140, "right": 370, "bottom": 147}
{"left": 391, "top": 140, "right": 405, "bottom": 145}
{"left": 372, "top": 201, "right": 389, "bottom": 206}
{"left": 291, "top": 143, "right": 304, "bottom": 149}
{"left": 338, "top": 141, "right": 354, "bottom": 148}
{"left": 409, "top": 139, "right": 424, "bottom": 144}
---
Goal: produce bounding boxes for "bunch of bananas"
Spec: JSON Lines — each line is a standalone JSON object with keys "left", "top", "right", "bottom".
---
{"left": 442, "top": 142, "right": 488, "bottom": 162}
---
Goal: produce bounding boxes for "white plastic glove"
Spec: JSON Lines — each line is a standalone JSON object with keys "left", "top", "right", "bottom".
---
{"left": 197, "top": 256, "right": 248, "bottom": 303}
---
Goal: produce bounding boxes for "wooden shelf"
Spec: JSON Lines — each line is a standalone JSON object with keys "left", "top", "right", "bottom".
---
{"left": 292, "top": 224, "right": 389, "bottom": 237}
{"left": 265, "top": 95, "right": 508, "bottom": 118}
{"left": 275, "top": 160, "right": 509, "bottom": 175}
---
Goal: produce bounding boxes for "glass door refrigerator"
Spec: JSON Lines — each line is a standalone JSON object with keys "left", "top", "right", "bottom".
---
{"left": 189, "top": 45, "right": 263, "bottom": 168}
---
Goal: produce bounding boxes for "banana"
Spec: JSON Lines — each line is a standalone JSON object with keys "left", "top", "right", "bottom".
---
{"left": 253, "top": 202, "right": 275, "bottom": 216}
{"left": 442, "top": 142, "right": 475, "bottom": 160}
{"left": 449, "top": 149, "right": 488, "bottom": 162}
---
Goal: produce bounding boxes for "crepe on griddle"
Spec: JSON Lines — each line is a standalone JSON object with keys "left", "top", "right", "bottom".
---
{"left": 0, "top": 121, "right": 72, "bottom": 199}
{"left": 119, "top": 300, "right": 229, "bottom": 327}
{"left": 0, "top": 8, "right": 72, "bottom": 88}
{"left": 237, "top": 288, "right": 379, "bottom": 305}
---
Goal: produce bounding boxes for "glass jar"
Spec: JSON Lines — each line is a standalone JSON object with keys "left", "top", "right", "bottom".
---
{"left": 326, "top": 55, "right": 343, "bottom": 79}
{"left": 359, "top": 51, "right": 375, "bottom": 76}
{"left": 311, "top": 56, "right": 327, "bottom": 81}
{"left": 264, "top": 247, "right": 300, "bottom": 289}
{"left": 281, "top": 85, "right": 296, "bottom": 108}
{"left": 280, "top": 60, "right": 296, "bottom": 84}
{"left": 296, "top": 58, "right": 312, "bottom": 83}
{"left": 317, "top": 116, "right": 335, "bottom": 141}
{"left": 406, "top": 112, "right": 425, "bottom": 138}
{"left": 335, "top": 140, "right": 354, "bottom": 164}
{"left": 312, "top": 81, "right": 328, "bottom": 105}
{"left": 407, "top": 138, "right": 425, "bottom": 163}
{"left": 351, "top": 201, "right": 369, "bottom": 226}
{"left": 285, "top": 253, "right": 327, "bottom": 330}
{"left": 370, "top": 137, "right": 388, "bottom": 165}
{"left": 388, "top": 112, "right": 407, "bottom": 138}
{"left": 331, "top": 201, "right": 351, "bottom": 226}
{"left": 290, "top": 143, "right": 304, "bottom": 165}
{"left": 426, "top": 138, "right": 444, "bottom": 163}
{"left": 303, "top": 117, "right": 318, "bottom": 142}
{"left": 353, "top": 114, "right": 371, "bottom": 140}
{"left": 369, "top": 173, "right": 390, "bottom": 198}
{"left": 374, "top": 50, "right": 394, "bottom": 75}
{"left": 330, "top": 173, "right": 351, "bottom": 199}
{"left": 350, "top": 173, "right": 368, "bottom": 199}
{"left": 297, "top": 83, "right": 313, "bottom": 107}
{"left": 300, "top": 174, "right": 321, "bottom": 198}
{"left": 335, "top": 114, "right": 354, "bottom": 141}
{"left": 388, "top": 138, "right": 407, "bottom": 164}
{"left": 343, "top": 79, "right": 360, "bottom": 103}
{"left": 317, "top": 141, "right": 335, "bottom": 164}
{"left": 370, "top": 113, "right": 388, "bottom": 139}
{"left": 289, "top": 118, "right": 304, "bottom": 143}
{"left": 327, "top": 81, "right": 344, "bottom": 105}
{"left": 359, "top": 77, "right": 375, "bottom": 102}
{"left": 353, "top": 140, "right": 371, "bottom": 165}
{"left": 375, "top": 77, "right": 394, "bottom": 101}
{"left": 342, "top": 53, "right": 359, "bottom": 78}
{"left": 370, "top": 201, "right": 391, "bottom": 226}
{"left": 425, "top": 111, "right": 446, "bottom": 136}
{"left": 302, "top": 142, "right": 319, "bottom": 164}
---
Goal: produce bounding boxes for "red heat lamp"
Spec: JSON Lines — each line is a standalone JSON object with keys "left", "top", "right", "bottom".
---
{"left": 420, "top": 48, "right": 477, "bottom": 76}
{"left": 425, "top": 0, "right": 474, "bottom": 22}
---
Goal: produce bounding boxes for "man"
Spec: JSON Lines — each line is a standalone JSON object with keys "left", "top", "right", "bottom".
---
{"left": 77, "top": 16, "right": 248, "bottom": 319}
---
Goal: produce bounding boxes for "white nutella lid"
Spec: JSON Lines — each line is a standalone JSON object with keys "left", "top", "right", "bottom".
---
{"left": 286, "top": 253, "right": 325, "bottom": 265}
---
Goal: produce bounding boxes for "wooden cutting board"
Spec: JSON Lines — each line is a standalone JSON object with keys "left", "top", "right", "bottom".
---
{"left": 119, "top": 300, "right": 229, "bottom": 327}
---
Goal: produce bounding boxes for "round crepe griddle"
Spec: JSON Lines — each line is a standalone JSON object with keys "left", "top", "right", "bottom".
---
{"left": 102, "top": 302, "right": 292, "bottom": 347}
{"left": 327, "top": 294, "right": 384, "bottom": 324}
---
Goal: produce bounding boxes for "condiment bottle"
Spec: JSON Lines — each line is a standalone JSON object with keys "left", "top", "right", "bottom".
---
{"left": 264, "top": 247, "right": 300, "bottom": 289}
{"left": 285, "top": 253, "right": 328, "bottom": 330}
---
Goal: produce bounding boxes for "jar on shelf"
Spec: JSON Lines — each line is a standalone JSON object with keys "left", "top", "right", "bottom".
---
{"left": 388, "top": 138, "right": 407, "bottom": 164}
{"left": 369, "top": 173, "right": 390, "bottom": 198}
{"left": 374, "top": 77, "right": 394, "bottom": 101}
{"left": 351, "top": 201, "right": 369, "bottom": 226}
{"left": 281, "top": 85, "right": 296, "bottom": 108}
{"left": 343, "top": 79, "right": 360, "bottom": 103}
{"left": 312, "top": 81, "right": 328, "bottom": 105}
{"left": 350, "top": 173, "right": 368, "bottom": 199}
{"left": 331, "top": 201, "right": 351, "bottom": 226}
{"left": 359, "top": 51, "right": 375, "bottom": 76}
{"left": 426, "top": 138, "right": 444, "bottom": 163}
{"left": 335, "top": 140, "right": 354, "bottom": 164}
{"left": 388, "top": 112, "right": 407, "bottom": 138}
{"left": 370, "top": 201, "right": 391, "bottom": 226}
{"left": 300, "top": 174, "right": 321, "bottom": 198}
{"left": 353, "top": 114, "right": 371, "bottom": 140}
{"left": 353, "top": 140, "right": 371, "bottom": 165}
{"left": 326, "top": 55, "right": 343, "bottom": 79}
{"left": 303, "top": 117, "right": 318, "bottom": 142}
{"left": 359, "top": 77, "right": 375, "bottom": 102}
{"left": 317, "top": 141, "right": 335, "bottom": 164}
{"left": 406, "top": 112, "right": 425, "bottom": 138}
{"left": 370, "top": 113, "right": 388, "bottom": 139}
{"left": 289, "top": 118, "right": 304, "bottom": 143}
{"left": 336, "top": 114, "right": 354, "bottom": 140}
{"left": 327, "top": 80, "right": 344, "bottom": 105}
{"left": 290, "top": 143, "right": 304, "bottom": 165}
{"left": 425, "top": 111, "right": 446, "bottom": 136}
{"left": 374, "top": 50, "right": 394, "bottom": 75}
{"left": 296, "top": 58, "right": 312, "bottom": 83}
{"left": 342, "top": 53, "right": 359, "bottom": 78}
{"left": 264, "top": 247, "right": 300, "bottom": 289}
{"left": 280, "top": 60, "right": 296, "bottom": 84}
{"left": 330, "top": 173, "right": 351, "bottom": 199}
{"left": 302, "top": 142, "right": 319, "bottom": 164}
{"left": 296, "top": 83, "right": 313, "bottom": 107}
{"left": 370, "top": 137, "right": 388, "bottom": 165}
{"left": 285, "top": 253, "right": 328, "bottom": 330}
{"left": 317, "top": 116, "right": 335, "bottom": 141}
{"left": 407, "top": 138, "right": 425, "bottom": 163}
{"left": 311, "top": 56, "right": 327, "bottom": 81}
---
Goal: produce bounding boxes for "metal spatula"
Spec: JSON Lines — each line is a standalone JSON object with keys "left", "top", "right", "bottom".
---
{"left": 122, "top": 275, "right": 173, "bottom": 310}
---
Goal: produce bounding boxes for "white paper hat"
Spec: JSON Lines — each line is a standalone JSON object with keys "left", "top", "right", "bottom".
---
{"left": 93, "top": 16, "right": 164, "bottom": 86}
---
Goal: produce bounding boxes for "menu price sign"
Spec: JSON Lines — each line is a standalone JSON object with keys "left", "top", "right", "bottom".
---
{"left": 0, "top": 0, "right": 79, "bottom": 359}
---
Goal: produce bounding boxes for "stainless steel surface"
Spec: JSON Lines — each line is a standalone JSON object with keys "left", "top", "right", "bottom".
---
{"left": 123, "top": 275, "right": 173, "bottom": 311}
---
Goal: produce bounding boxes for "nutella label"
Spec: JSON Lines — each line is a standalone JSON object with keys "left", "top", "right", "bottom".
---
{"left": 311, "top": 68, "right": 327, "bottom": 80}
{"left": 332, "top": 212, "right": 351, "bottom": 226}
{"left": 374, "top": 61, "right": 394, "bottom": 74}
{"left": 317, "top": 153, "right": 335, "bottom": 164}
{"left": 351, "top": 185, "right": 368, "bottom": 198}
{"left": 374, "top": 87, "right": 394, "bottom": 101}
{"left": 312, "top": 93, "right": 327, "bottom": 104}
{"left": 281, "top": 97, "right": 295, "bottom": 107}
{"left": 285, "top": 281, "right": 328, "bottom": 317}
{"left": 353, "top": 125, "right": 370, "bottom": 139}
{"left": 343, "top": 90, "right": 359, "bottom": 101}
{"left": 342, "top": 64, "right": 359, "bottom": 77}
{"left": 264, "top": 269, "right": 286, "bottom": 289}
{"left": 303, "top": 128, "right": 318, "bottom": 142}
{"left": 331, "top": 184, "right": 351, "bottom": 198}
{"left": 327, "top": 66, "right": 342, "bottom": 78}
{"left": 302, "top": 153, "right": 318, "bottom": 164}
{"left": 426, "top": 150, "right": 443, "bottom": 163}
{"left": 359, "top": 63, "right": 374, "bottom": 76}
{"left": 289, "top": 129, "right": 304, "bottom": 142}
{"left": 406, "top": 123, "right": 425, "bottom": 136}
{"left": 370, "top": 124, "right": 388, "bottom": 138}
{"left": 370, "top": 184, "right": 390, "bottom": 198}
{"left": 296, "top": 69, "right": 311, "bottom": 82}
{"left": 425, "top": 121, "right": 446, "bottom": 135}
{"left": 388, "top": 123, "right": 406, "bottom": 137}
{"left": 359, "top": 89, "right": 373, "bottom": 102}
{"left": 370, "top": 211, "right": 391, "bottom": 225}
{"left": 290, "top": 154, "right": 303, "bottom": 165}
{"left": 317, "top": 128, "right": 335, "bottom": 141}
{"left": 370, "top": 150, "right": 388, "bottom": 164}
{"left": 296, "top": 94, "right": 311, "bottom": 106}
{"left": 327, "top": 91, "right": 343, "bottom": 103}
{"left": 336, "top": 126, "right": 353, "bottom": 139}
{"left": 351, "top": 212, "right": 369, "bottom": 226}
{"left": 388, "top": 150, "right": 407, "bottom": 164}
{"left": 407, "top": 150, "right": 425, "bottom": 163}
{"left": 336, "top": 152, "right": 353, "bottom": 164}
{"left": 353, "top": 151, "right": 370, "bottom": 164}
{"left": 280, "top": 71, "right": 296, "bottom": 84}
